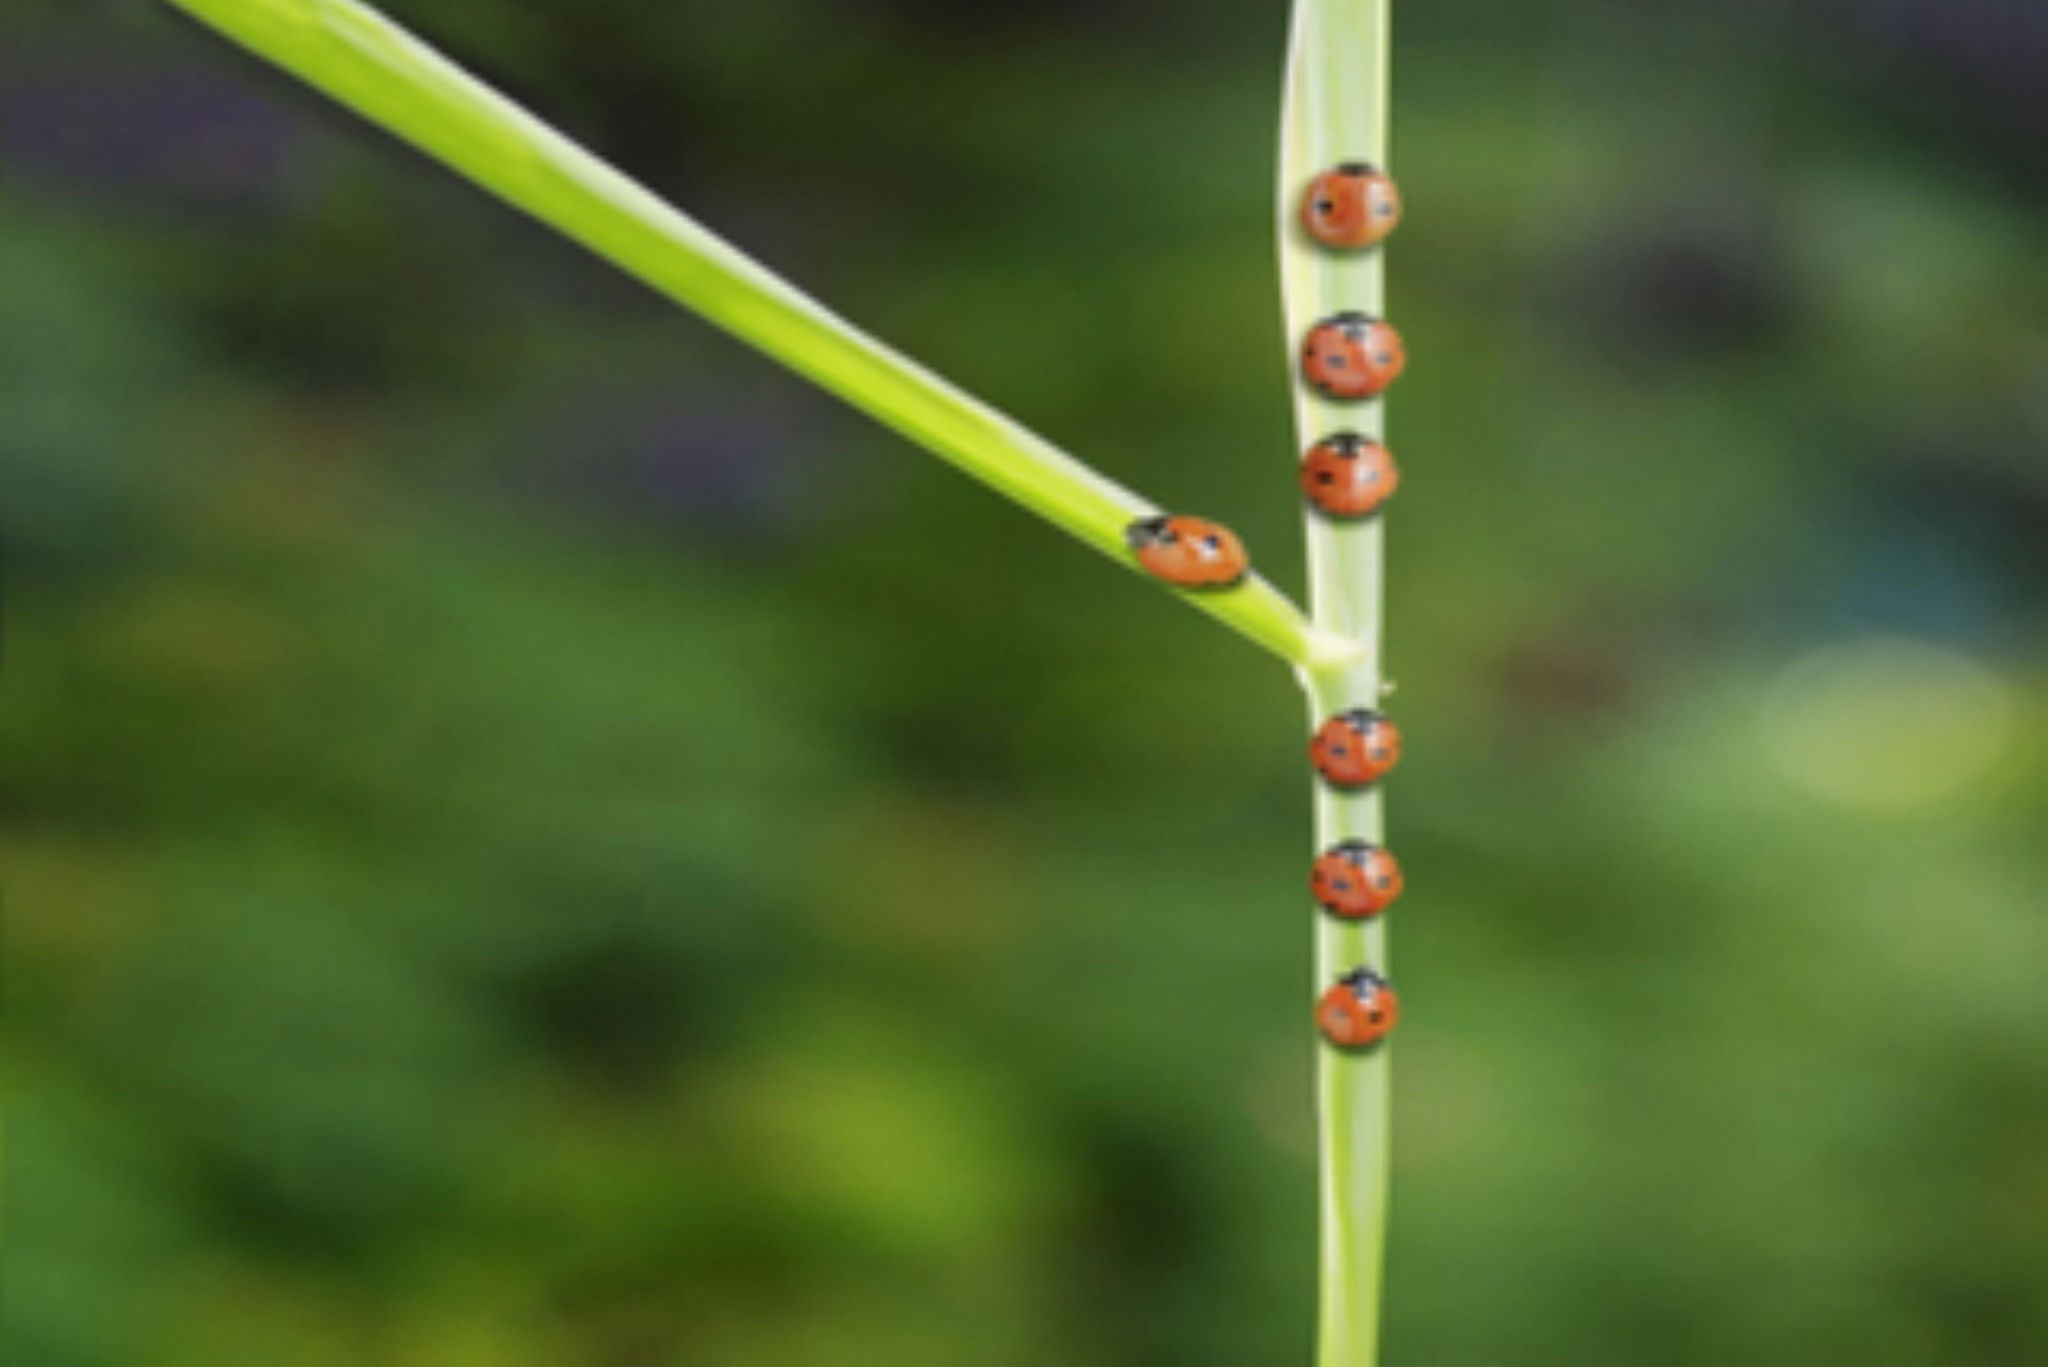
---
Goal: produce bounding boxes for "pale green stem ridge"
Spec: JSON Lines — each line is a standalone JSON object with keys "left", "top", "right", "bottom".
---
{"left": 162, "top": 0, "right": 1340, "bottom": 666}
{"left": 1280, "top": 2, "right": 1394, "bottom": 1364}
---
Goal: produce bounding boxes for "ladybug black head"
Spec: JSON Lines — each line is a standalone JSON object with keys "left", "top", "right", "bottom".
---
{"left": 1339, "top": 708, "right": 1387, "bottom": 732}
{"left": 1335, "top": 161, "right": 1381, "bottom": 179}
{"left": 1325, "top": 311, "right": 1380, "bottom": 338}
{"left": 1124, "top": 515, "right": 1175, "bottom": 550}
{"left": 1340, "top": 967, "right": 1390, "bottom": 999}
{"left": 1317, "top": 432, "right": 1369, "bottom": 459}
{"left": 1329, "top": 838, "right": 1377, "bottom": 865}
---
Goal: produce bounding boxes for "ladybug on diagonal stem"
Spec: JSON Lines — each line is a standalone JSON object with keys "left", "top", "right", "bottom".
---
{"left": 1125, "top": 514, "right": 1249, "bottom": 589}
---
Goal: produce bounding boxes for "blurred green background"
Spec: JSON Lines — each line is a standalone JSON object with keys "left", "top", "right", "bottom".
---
{"left": 4, "top": 1, "right": 2044, "bottom": 1363}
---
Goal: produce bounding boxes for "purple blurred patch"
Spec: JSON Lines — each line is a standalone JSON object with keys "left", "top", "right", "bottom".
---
{"left": 1539, "top": 185, "right": 1793, "bottom": 367}
{"left": 1830, "top": 0, "right": 2047, "bottom": 101}
{"left": 1817, "top": 0, "right": 2048, "bottom": 153}
{"left": 508, "top": 384, "right": 864, "bottom": 551}
{"left": 0, "top": 40, "right": 308, "bottom": 213}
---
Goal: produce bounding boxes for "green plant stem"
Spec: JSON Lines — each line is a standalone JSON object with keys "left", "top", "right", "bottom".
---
{"left": 1280, "top": 2, "right": 1394, "bottom": 1364}
{"left": 162, "top": 0, "right": 1348, "bottom": 668}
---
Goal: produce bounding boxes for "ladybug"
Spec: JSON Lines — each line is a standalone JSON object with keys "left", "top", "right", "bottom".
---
{"left": 1309, "top": 709, "right": 1403, "bottom": 788}
{"left": 1309, "top": 838, "right": 1404, "bottom": 919}
{"left": 1316, "top": 968, "right": 1400, "bottom": 1049}
{"left": 1125, "top": 514, "right": 1249, "bottom": 589}
{"left": 1300, "top": 433, "right": 1401, "bottom": 519}
{"left": 1300, "top": 163, "right": 1402, "bottom": 250}
{"left": 1301, "top": 313, "right": 1406, "bottom": 401}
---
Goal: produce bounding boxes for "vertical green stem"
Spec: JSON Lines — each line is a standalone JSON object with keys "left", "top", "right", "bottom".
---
{"left": 1280, "top": 2, "right": 1393, "bottom": 1363}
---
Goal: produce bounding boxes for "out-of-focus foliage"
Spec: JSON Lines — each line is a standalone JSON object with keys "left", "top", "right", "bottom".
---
{"left": 3, "top": 1, "right": 2043, "bottom": 1363}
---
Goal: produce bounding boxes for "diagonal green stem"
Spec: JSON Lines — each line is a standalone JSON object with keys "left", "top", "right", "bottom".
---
{"left": 161, "top": 0, "right": 1349, "bottom": 668}
{"left": 1279, "top": 1, "right": 1394, "bottom": 1363}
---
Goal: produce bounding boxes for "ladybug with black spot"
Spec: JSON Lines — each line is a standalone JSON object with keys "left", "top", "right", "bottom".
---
{"left": 1301, "top": 162, "right": 1402, "bottom": 250}
{"left": 1125, "top": 514, "right": 1249, "bottom": 589}
{"left": 1309, "top": 709, "right": 1402, "bottom": 788}
{"left": 1301, "top": 313, "right": 1406, "bottom": 401}
{"left": 1309, "top": 838, "right": 1404, "bottom": 919}
{"left": 1315, "top": 968, "right": 1400, "bottom": 1049}
{"left": 1300, "top": 433, "right": 1400, "bottom": 519}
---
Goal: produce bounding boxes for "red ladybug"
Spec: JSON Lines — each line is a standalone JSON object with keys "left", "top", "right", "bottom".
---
{"left": 1315, "top": 968, "right": 1400, "bottom": 1049}
{"left": 1300, "top": 433, "right": 1401, "bottom": 518}
{"left": 1309, "top": 839, "right": 1404, "bottom": 919}
{"left": 1301, "top": 313, "right": 1406, "bottom": 401}
{"left": 1301, "top": 163, "right": 1402, "bottom": 250}
{"left": 1125, "top": 515, "right": 1248, "bottom": 589}
{"left": 1309, "top": 709, "right": 1403, "bottom": 788}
